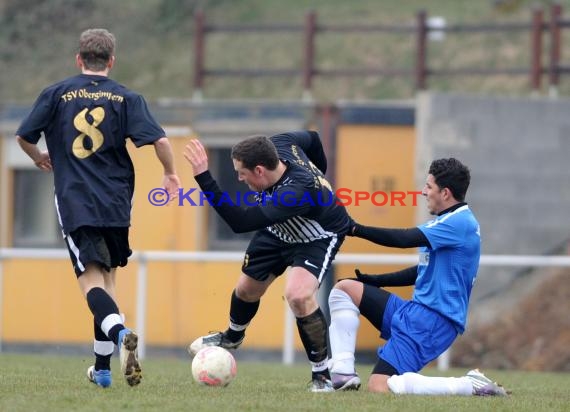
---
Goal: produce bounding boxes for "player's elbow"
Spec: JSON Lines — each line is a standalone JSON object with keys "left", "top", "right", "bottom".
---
{"left": 16, "top": 135, "right": 28, "bottom": 148}
{"left": 153, "top": 136, "right": 169, "bottom": 148}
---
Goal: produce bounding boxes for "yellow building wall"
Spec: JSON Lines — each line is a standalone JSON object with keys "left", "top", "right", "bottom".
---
{"left": 1, "top": 122, "right": 416, "bottom": 353}
{"left": 0, "top": 135, "right": 300, "bottom": 350}
{"left": 335, "top": 124, "right": 417, "bottom": 350}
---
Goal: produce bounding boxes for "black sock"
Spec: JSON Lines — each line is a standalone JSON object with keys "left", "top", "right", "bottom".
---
{"left": 107, "top": 324, "right": 125, "bottom": 345}
{"left": 226, "top": 290, "right": 259, "bottom": 342}
{"left": 297, "top": 308, "right": 330, "bottom": 379}
{"left": 86, "top": 287, "right": 123, "bottom": 345}
{"left": 94, "top": 354, "right": 112, "bottom": 372}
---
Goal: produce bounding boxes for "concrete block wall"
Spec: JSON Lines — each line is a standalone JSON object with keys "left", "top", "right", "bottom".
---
{"left": 416, "top": 92, "right": 570, "bottom": 302}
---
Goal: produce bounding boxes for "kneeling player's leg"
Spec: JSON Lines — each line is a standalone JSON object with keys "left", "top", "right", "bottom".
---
{"left": 387, "top": 372, "right": 473, "bottom": 396}
{"left": 368, "top": 358, "right": 399, "bottom": 393}
{"left": 358, "top": 284, "right": 393, "bottom": 333}
{"left": 328, "top": 281, "right": 362, "bottom": 374}
{"left": 377, "top": 303, "right": 465, "bottom": 395}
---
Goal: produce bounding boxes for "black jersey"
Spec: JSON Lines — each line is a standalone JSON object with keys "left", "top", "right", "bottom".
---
{"left": 194, "top": 130, "right": 350, "bottom": 242}
{"left": 16, "top": 74, "right": 164, "bottom": 234}
{"left": 262, "top": 131, "right": 349, "bottom": 242}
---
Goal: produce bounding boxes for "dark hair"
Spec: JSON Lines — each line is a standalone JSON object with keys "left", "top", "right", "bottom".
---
{"left": 231, "top": 135, "right": 280, "bottom": 171}
{"left": 428, "top": 158, "right": 471, "bottom": 202}
{"left": 79, "top": 28, "right": 115, "bottom": 71}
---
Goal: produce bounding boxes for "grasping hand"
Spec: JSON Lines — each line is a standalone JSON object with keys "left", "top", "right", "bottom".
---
{"left": 183, "top": 139, "right": 209, "bottom": 176}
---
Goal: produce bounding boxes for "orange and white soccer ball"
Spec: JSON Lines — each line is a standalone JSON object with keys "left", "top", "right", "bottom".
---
{"left": 191, "top": 346, "right": 237, "bottom": 387}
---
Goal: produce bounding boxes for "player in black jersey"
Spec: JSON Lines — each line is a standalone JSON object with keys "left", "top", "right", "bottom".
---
{"left": 184, "top": 131, "right": 351, "bottom": 392}
{"left": 16, "top": 28, "right": 181, "bottom": 388}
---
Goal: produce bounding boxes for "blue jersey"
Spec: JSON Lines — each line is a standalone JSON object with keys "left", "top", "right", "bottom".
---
{"left": 416, "top": 205, "right": 481, "bottom": 333}
{"left": 16, "top": 74, "right": 164, "bottom": 234}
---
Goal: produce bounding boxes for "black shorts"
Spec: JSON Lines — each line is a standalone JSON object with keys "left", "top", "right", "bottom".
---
{"left": 242, "top": 230, "right": 343, "bottom": 284}
{"left": 64, "top": 226, "right": 132, "bottom": 277}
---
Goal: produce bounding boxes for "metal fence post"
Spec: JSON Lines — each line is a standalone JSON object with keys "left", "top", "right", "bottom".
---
{"left": 135, "top": 252, "right": 148, "bottom": 360}
{"left": 530, "top": 6, "right": 544, "bottom": 93}
{"left": 193, "top": 10, "right": 206, "bottom": 101}
{"left": 303, "top": 10, "right": 317, "bottom": 101}
{"left": 0, "top": 258, "right": 3, "bottom": 353}
{"left": 415, "top": 10, "right": 428, "bottom": 90}
{"left": 548, "top": 3, "right": 562, "bottom": 97}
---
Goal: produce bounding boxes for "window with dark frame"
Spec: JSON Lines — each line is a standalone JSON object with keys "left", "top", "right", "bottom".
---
{"left": 207, "top": 147, "right": 254, "bottom": 250}
{"left": 12, "top": 169, "right": 63, "bottom": 248}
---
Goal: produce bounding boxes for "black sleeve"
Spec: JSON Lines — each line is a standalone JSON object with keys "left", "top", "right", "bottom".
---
{"left": 289, "top": 130, "right": 327, "bottom": 174}
{"left": 16, "top": 89, "right": 54, "bottom": 144}
{"left": 194, "top": 171, "right": 274, "bottom": 233}
{"left": 357, "top": 265, "right": 418, "bottom": 287}
{"left": 353, "top": 224, "right": 431, "bottom": 248}
{"left": 306, "top": 131, "right": 327, "bottom": 174}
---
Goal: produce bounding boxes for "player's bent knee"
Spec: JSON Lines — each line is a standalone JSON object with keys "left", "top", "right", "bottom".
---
{"left": 285, "top": 292, "right": 318, "bottom": 316}
{"left": 333, "top": 279, "right": 363, "bottom": 303}
{"left": 285, "top": 292, "right": 315, "bottom": 307}
{"left": 334, "top": 279, "right": 353, "bottom": 292}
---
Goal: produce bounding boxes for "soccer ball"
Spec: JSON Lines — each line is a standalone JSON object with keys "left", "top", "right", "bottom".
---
{"left": 191, "top": 346, "right": 237, "bottom": 387}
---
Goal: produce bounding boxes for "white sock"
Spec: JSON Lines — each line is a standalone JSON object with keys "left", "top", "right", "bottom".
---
{"left": 328, "top": 288, "right": 360, "bottom": 374}
{"left": 388, "top": 372, "right": 473, "bottom": 396}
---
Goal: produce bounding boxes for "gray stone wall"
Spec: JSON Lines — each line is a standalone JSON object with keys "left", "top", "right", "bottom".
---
{"left": 416, "top": 92, "right": 570, "bottom": 306}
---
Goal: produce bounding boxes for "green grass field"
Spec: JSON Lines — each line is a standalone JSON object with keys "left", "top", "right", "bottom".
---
{"left": 1, "top": 354, "right": 569, "bottom": 412}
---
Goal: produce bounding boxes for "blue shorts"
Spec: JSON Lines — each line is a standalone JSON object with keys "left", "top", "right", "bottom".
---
{"left": 377, "top": 295, "right": 458, "bottom": 374}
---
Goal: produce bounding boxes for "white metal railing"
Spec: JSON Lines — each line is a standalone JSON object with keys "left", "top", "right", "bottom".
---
{"left": 1, "top": 248, "right": 570, "bottom": 369}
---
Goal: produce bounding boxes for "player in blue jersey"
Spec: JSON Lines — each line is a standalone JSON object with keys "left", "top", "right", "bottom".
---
{"left": 328, "top": 158, "right": 509, "bottom": 396}
{"left": 15, "top": 28, "right": 181, "bottom": 388}
{"left": 184, "top": 132, "right": 351, "bottom": 392}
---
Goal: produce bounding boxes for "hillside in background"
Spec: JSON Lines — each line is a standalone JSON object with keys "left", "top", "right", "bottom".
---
{"left": 1, "top": 0, "right": 566, "bottom": 103}
{"left": 453, "top": 268, "right": 570, "bottom": 372}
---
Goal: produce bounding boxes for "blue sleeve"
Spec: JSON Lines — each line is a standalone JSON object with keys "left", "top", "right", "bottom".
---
{"left": 418, "top": 217, "right": 464, "bottom": 250}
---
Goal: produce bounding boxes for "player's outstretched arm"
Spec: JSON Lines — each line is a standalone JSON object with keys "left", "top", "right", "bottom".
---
{"left": 351, "top": 266, "right": 418, "bottom": 287}
{"left": 353, "top": 224, "right": 431, "bottom": 248}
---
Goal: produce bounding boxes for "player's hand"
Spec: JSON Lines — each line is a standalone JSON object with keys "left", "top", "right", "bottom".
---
{"left": 34, "top": 151, "right": 52, "bottom": 172}
{"left": 352, "top": 268, "right": 381, "bottom": 287}
{"left": 354, "top": 268, "right": 367, "bottom": 281}
{"left": 183, "top": 139, "right": 209, "bottom": 176}
{"left": 163, "top": 173, "right": 181, "bottom": 203}
{"left": 337, "top": 269, "right": 380, "bottom": 286}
